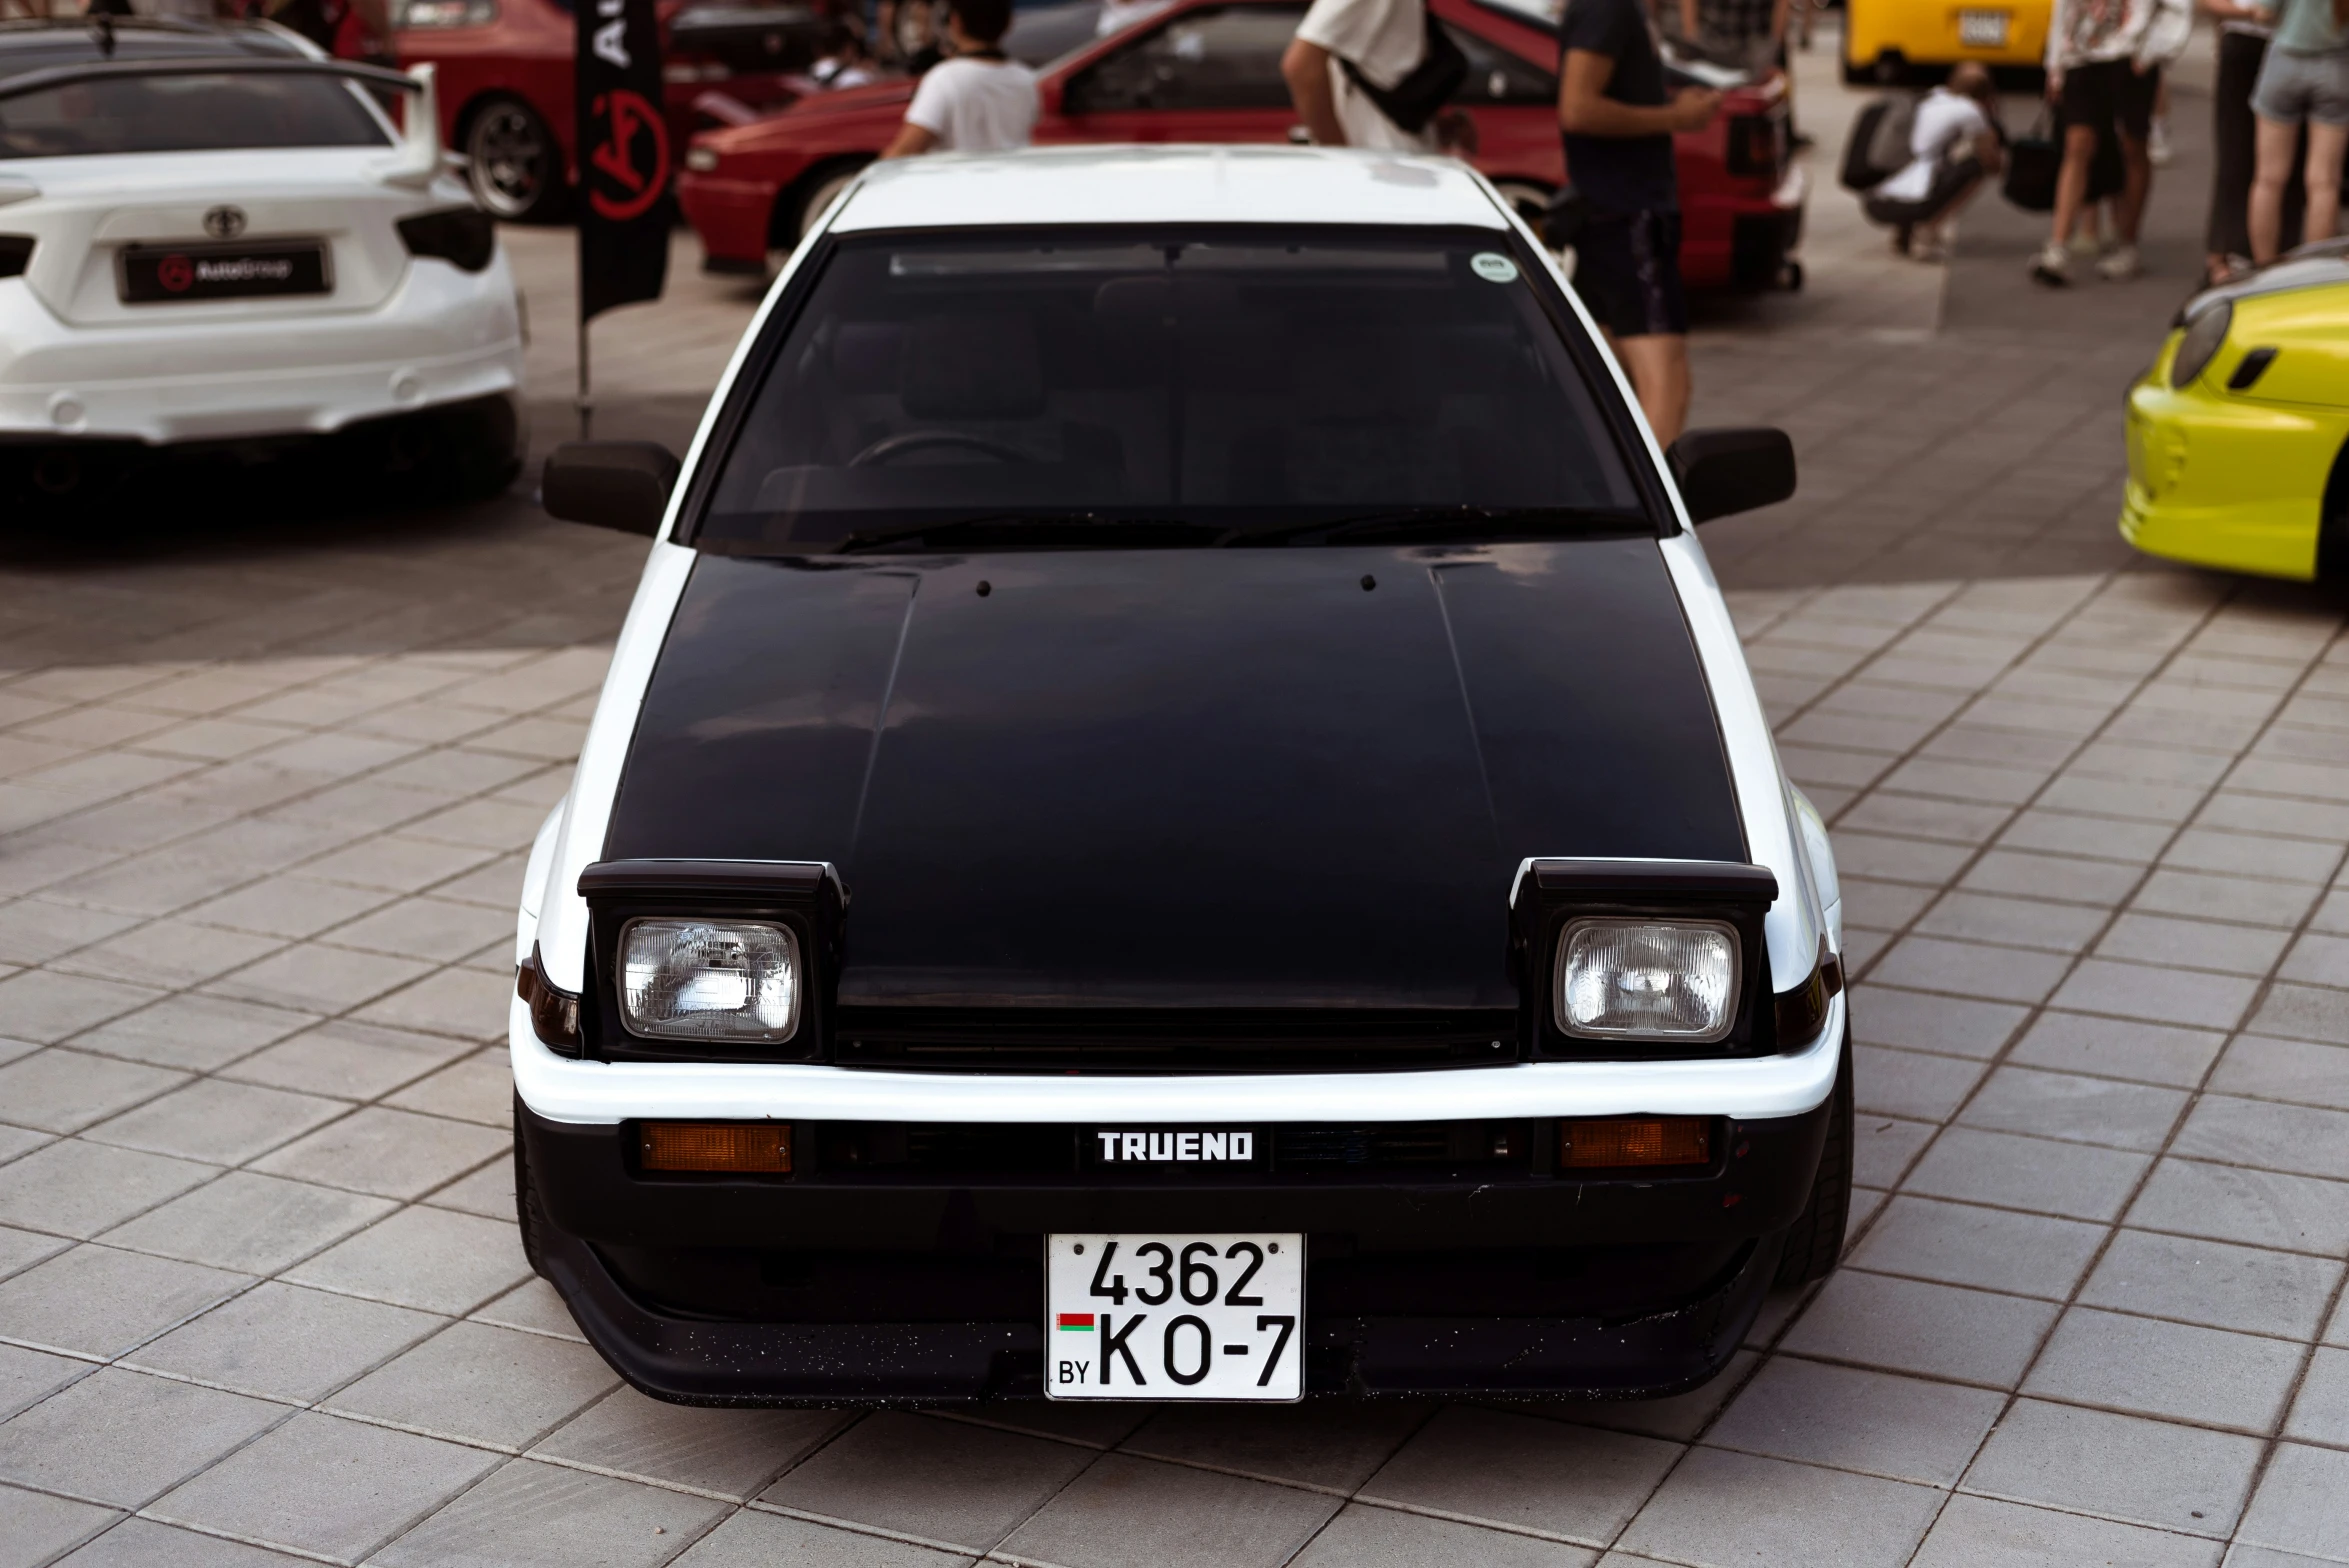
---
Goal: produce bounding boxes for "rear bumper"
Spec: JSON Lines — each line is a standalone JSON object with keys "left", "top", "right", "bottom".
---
{"left": 523, "top": 1086, "right": 1832, "bottom": 1404}
{"left": 678, "top": 170, "right": 783, "bottom": 266}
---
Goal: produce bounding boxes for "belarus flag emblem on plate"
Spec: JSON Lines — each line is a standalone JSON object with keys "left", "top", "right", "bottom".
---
{"left": 1057, "top": 1312, "right": 1094, "bottom": 1331}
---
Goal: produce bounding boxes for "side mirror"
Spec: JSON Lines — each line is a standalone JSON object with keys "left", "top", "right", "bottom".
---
{"left": 542, "top": 441, "right": 680, "bottom": 536}
{"left": 1666, "top": 427, "right": 1795, "bottom": 524}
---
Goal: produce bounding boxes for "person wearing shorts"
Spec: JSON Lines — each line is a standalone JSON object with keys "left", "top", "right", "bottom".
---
{"left": 2033, "top": 0, "right": 2191, "bottom": 284}
{"left": 1557, "top": 0, "right": 1718, "bottom": 444}
{"left": 2248, "top": 0, "right": 2349, "bottom": 261}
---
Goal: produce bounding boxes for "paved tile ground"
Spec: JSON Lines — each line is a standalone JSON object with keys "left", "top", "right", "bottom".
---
{"left": 5, "top": 24, "right": 2347, "bottom": 1568}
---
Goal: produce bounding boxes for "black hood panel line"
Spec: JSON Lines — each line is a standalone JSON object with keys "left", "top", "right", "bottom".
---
{"left": 602, "top": 542, "right": 1745, "bottom": 1011}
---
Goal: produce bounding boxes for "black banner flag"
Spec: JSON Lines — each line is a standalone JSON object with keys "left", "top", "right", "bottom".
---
{"left": 576, "top": 0, "right": 669, "bottom": 325}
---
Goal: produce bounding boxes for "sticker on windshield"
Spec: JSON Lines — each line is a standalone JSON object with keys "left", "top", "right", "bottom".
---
{"left": 1471, "top": 252, "right": 1520, "bottom": 283}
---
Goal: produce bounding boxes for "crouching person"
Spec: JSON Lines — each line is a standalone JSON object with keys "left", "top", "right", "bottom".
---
{"left": 1864, "top": 64, "right": 2005, "bottom": 262}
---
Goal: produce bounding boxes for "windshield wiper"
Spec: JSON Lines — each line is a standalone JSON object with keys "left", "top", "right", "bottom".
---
{"left": 832, "top": 513, "right": 1231, "bottom": 554}
{"left": 1217, "top": 505, "right": 1648, "bottom": 547}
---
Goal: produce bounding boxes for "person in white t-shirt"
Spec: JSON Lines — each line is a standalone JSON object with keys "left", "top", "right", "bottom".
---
{"left": 1279, "top": 0, "right": 1473, "bottom": 153}
{"left": 1862, "top": 64, "right": 2005, "bottom": 263}
{"left": 880, "top": 0, "right": 1040, "bottom": 157}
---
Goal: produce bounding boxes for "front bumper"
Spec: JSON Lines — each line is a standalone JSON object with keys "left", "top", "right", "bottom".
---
{"left": 520, "top": 1073, "right": 1835, "bottom": 1403}
{"left": 0, "top": 264, "right": 524, "bottom": 447}
{"left": 678, "top": 170, "right": 785, "bottom": 267}
{"left": 2120, "top": 371, "right": 2348, "bottom": 582}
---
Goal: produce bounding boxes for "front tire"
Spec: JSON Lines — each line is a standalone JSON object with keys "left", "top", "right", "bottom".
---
{"left": 1772, "top": 1025, "right": 1853, "bottom": 1288}
{"left": 466, "top": 96, "right": 566, "bottom": 223}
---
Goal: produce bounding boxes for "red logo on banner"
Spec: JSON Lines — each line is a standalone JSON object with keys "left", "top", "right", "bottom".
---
{"left": 157, "top": 254, "right": 194, "bottom": 293}
{"left": 588, "top": 89, "right": 669, "bottom": 222}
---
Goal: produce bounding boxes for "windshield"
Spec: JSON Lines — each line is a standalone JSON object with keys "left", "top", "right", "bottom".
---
{"left": 0, "top": 72, "right": 390, "bottom": 158}
{"left": 696, "top": 228, "right": 1644, "bottom": 551}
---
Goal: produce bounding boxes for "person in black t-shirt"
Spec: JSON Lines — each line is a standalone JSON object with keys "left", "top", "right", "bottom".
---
{"left": 1557, "top": 0, "right": 1718, "bottom": 443}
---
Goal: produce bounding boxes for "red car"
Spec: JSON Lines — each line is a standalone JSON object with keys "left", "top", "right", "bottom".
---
{"left": 676, "top": 0, "right": 1803, "bottom": 290}
{"left": 395, "top": 0, "right": 832, "bottom": 220}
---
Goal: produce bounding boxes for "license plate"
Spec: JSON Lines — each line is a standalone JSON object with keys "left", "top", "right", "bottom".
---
{"left": 1046, "top": 1233, "right": 1303, "bottom": 1401}
{"left": 120, "top": 241, "right": 330, "bottom": 304}
{"left": 1958, "top": 9, "right": 2009, "bottom": 47}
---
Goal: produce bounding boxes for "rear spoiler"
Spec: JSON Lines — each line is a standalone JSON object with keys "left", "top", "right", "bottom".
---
{"left": 0, "top": 56, "right": 445, "bottom": 190}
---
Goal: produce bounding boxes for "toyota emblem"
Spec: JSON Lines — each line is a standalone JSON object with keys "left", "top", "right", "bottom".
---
{"left": 202, "top": 206, "right": 247, "bottom": 240}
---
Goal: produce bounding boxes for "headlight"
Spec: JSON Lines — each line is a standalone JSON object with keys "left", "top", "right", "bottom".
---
{"left": 2171, "top": 300, "right": 2232, "bottom": 389}
{"left": 684, "top": 146, "right": 721, "bottom": 174}
{"left": 619, "top": 918, "right": 800, "bottom": 1042}
{"left": 1555, "top": 918, "right": 1739, "bottom": 1041}
{"left": 400, "top": 0, "right": 496, "bottom": 27}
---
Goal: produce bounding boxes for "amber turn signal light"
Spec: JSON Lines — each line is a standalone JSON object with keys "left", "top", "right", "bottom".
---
{"left": 1559, "top": 1116, "right": 1710, "bottom": 1169}
{"left": 640, "top": 1122, "right": 791, "bottom": 1173}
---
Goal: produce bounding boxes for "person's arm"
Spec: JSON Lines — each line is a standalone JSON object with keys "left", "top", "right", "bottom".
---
{"left": 2045, "top": 0, "right": 2070, "bottom": 89}
{"left": 1558, "top": 47, "right": 1718, "bottom": 135}
{"left": 1281, "top": 36, "right": 1347, "bottom": 145}
{"left": 1768, "top": 0, "right": 1792, "bottom": 45}
{"left": 1679, "top": 0, "right": 1700, "bottom": 40}
{"left": 879, "top": 121, "right": 939, "bottom": 157}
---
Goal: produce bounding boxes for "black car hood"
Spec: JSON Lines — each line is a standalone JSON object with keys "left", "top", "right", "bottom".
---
{"left": 603, "top": 541, "right": 1745, "bottom": 1010}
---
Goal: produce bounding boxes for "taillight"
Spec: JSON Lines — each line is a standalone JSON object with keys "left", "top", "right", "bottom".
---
{"left": 397, "top": 207, "right": 495, "bottom": 272}
{"left": 1725, "top": 112, "right": 1784, "bottom": 179}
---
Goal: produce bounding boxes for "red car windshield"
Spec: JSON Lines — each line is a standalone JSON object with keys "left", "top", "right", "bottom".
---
{"left": 696, "top": 227, "right": 1643, "bottom": 551}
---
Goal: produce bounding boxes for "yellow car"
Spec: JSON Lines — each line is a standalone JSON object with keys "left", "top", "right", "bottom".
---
{"left": 1843, "top": 0, "right": 2051, "bottom": 83}
{"left": 2122, "top": 250, "right": 2349, "bottom": 581}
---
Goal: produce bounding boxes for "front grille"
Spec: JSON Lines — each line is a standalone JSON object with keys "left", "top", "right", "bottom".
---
{"left": 832, "top": 1007, "right": 1520, "bottom": 1073}
{"left": 790, "top": 1120, "right": 1533, "bottom": 1182}
{"left": 1276, "top": 1122, "right": 1521, "bottom": 1167}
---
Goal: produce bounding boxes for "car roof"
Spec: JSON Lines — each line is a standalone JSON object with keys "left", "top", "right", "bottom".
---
{"left": 832, "top": 145, "right": 1512, "bottom": 234}
{"left": 0, "top": 19, "right": 309, "bottom": 79}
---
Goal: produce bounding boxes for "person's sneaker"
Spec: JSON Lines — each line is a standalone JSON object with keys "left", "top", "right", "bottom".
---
{"left": 2031, "top": 241, "right": 2071, "bottom": 286}
{"left": 1912, "top": 237, "right": 1951, "bottom": 264}
{"left": 2149, "top": 116, "right": 2174, "bottom": 167}
{"left": 2097, "top": 243, "right": 2142, "bottom": 281}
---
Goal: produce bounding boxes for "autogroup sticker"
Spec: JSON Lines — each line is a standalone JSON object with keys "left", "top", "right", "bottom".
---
{"left": 1471, "top": 252, "right": 1519, "bottom": 283}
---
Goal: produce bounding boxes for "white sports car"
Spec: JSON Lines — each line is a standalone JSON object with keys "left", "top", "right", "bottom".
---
{"left": 0, "top": 17, "right": 525, "bottom": 509}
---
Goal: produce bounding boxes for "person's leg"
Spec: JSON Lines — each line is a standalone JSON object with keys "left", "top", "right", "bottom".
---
{"left": 2114, "top": 66, "right": 2157, "bottom": 246}
{"left": 2306, "top": 119, "right": 2348, "bottom": 241}
{"left": 1616, "top": 335, "right": 1693, "bottom": 445}
{"left": 2041, "top": 122, "right": 2099, "bottom": 279}
{"left": 2209, "top": 31, "right": 2263, "bottom": 280}
{"left": 2250, "top": 115, "right": 2303, "bottom": 260}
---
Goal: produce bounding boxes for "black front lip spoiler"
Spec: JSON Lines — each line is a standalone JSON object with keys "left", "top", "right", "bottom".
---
{"left": 535, "top": 1214, "right": 1780, "bottom": 1407}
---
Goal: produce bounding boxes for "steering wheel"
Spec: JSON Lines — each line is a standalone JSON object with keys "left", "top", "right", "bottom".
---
{"left": 849, "top": 430, "right": 1035, "bottom": 467}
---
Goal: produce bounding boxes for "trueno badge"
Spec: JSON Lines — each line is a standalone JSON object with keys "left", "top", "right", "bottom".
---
{"left": 1093, "top": 1130, "right": 1254, "bottom": 1163}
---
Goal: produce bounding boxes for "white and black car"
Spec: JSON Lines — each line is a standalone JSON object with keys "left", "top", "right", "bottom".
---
{"left": 0, "top": 18, "right": 525, "bottom": 508}
{"left": 515, "top": 145, "right": 1848, "bottom": 1405}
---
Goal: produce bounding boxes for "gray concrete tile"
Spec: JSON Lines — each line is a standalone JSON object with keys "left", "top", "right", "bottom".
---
{"left": 326, "top": 896, "right": 516, "bottom": 964}
{"left": 467, "top": 1277, "right": 583, "bottom": 1341}
{"left": 351, "top": 964, "right": 514, "bottom": 1041}
{"left": 1997, "top": 809, "right": 2171, "bottom": 864}
{"left": 761, "top": 1410, "right": 1095, "bottom": 1552}
{"left": 98, "top": 1169, "right": 393, "bottom": 1275}
{"left": 285, "top": 1205, "right": 529, "bottom": 1313}
{"left": 2050, "top": 960, "right": 2261, "bottom": 1032}
{"left": 70, "top": 993, "right": 320, "bottom": 1073}
{"left": 0, "top": 1483, "right": 118, "bottom": 1568}
{"left": 0, "top": 898, "right": 139, "bottom": 968}
{"left": 2095, "top": 913, "right": 2295, "bottom": 977}
{"left": 183, "top": 877, "right": 395, "bottom": 940}
{"left": 253, "top": 1107, "right": 507, "bottom": 1200}
{"left": 2275, "top": 931, "right": 2349, "bottom": 990}
{"left": 1851, "top": 1044, "right": 1986, "bottom": 1123}
{"left": 1853, "top": 1115, "right": 1936, "bottom": 1190}
{"left": 0, "top": 1136, "right": 214, "bottom": 1238}
{"left": 2079, "top": 1229, "right": 2343, "bottom": 1341}
{"left": 1867, "top": 936, "right": 2072, "bottom": 1006}
{"left": 1963, "top": 850, "right": 2143, "bottom": 908}
{"left": 1778, "top": 1271, "right": 2058, "bottom": 1389}
{"left": 1838, "top": 877, "right": 1936, "bottom": 933}
{"left": 371, "top": 1457, "right": 732, "bottom": 1568}
{"left": 2007, "top": 1010, "right": 2226, "bottom": 1088}
{"left": 2160, "top": 829, "right": 2332, "bottom": 884}
{"left": 997, "top": 1452, "right": 1341, "bottom": 1568}
{"left": 1705, "top": 1356, "right": 2003, "bottom": 1487}
{"left": 83, "top": 1080, "right": 346, "bottom": 1166}
{"left": 2283, "top": 1346, "right": 2349, "bottom": 1445}
{"left": 2172, "top": 1096, "right": 2349, "bottom": 1183}
{"left": 1288, "top": 1504, "right": 1597, "bottom": 1568}
{"left": 2126, "top": 1158, "right": 2349, "bottom": 1256}
{"left": 1910, "top": 1494, "right": 2219, "bottom": 1568}
{"left": 421, "top": 1157, "right": 512, "bottom": 1219}
{"left": 222, "top": 1020, "right": 471, "bottom": 1101}
{"left": 2235, "top": 1443, "right": 2349, "bottom": 1562}
{"left": 0, "top": 1340, "right": 82, "bottom": 1421}
{"left": 131, "top": 1281, "right": 439, "bottom": 1402}
{"left": 1511, "top": 1351, "right": 1759, "bottom": 1443}
{"left": 1617, "top": 1446, "right": 1942, "bottom": 1568}
{"left": 1957, "top": 1066, "right": 2187, "bottom": 1152}
{"left": 148, "top": 1410, "right": 500, "bottom": 1561}
{"left": 52, "top": 1518, "right": 316, "bottom": 1568}
{"left": 1848, "top": 1194, "right": 2106, "bottom": 1299}
{"left": 1962, "top": 1398, "right": 2262, "bottom": 1536}
{"left": 2211, "top": 1035, "right": 2349, "bottom": 1112}
{"left": 2241, "top": 990, "right": 2349, "bottom": 1052}
{"left": 0, "top": 1047, "right": 190, "bottom": 1140}
{"left": 0, "top": 970, "right": 165, "bottom": 1045}
{"left": 2132, "top": 870, "right": 2319, "bottom": 929}
{"left": 207, "top": 942, "right": 436, "bottom": 1016}
{"left": 1357, "top": 1405, "right": 1679, "bottom": 1545}
{"left": 327, "top": 1320, "right": 616, "bottom": 1449}
{"left": 1120, "top": 1400, "right": 1429, "bottom": 1492}
{"left": 671, "top": 1510, "right": 973, "bottom": 1568}
{"left": 2024, "top": 1306, "right": 2304, "bottom": 1432}
{"left": 1913, "top": 891, "right": 2109, "bottom": 955}
{"left": 0, "top": 1244, "right": 246, "bottom": 1357}
{"left": 1902, "top": 1126, "right": 2151, "bottom": 1223}
{"left": 1852, "top": 987, "right": 2029, "bottom": 1060}
{"left": 383, "top": 1050, "right": 511, "bottom": 1128}
{"left": 533, "top": 1386, "right": 846, "bottom": 1499}
{"left": 0, "top": 1366, "right": 280, "bottom": 1508}
{"left": 53, "top": 919, "right": 282, "bottom": 993}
